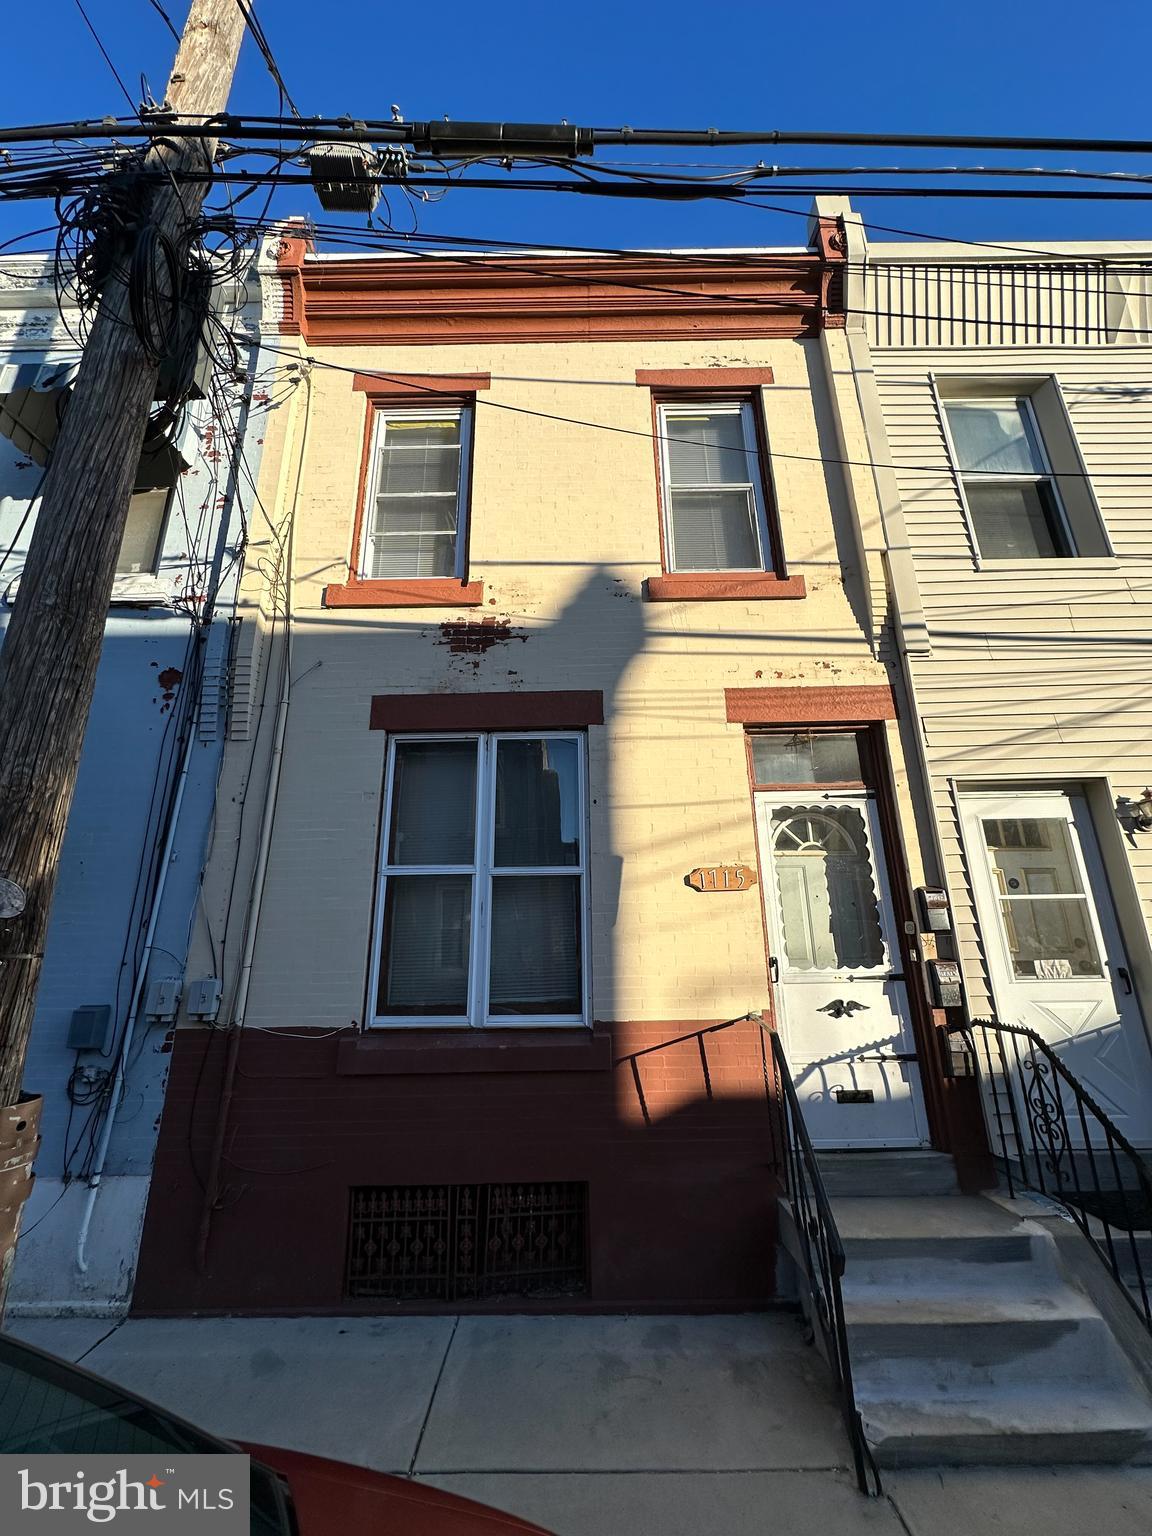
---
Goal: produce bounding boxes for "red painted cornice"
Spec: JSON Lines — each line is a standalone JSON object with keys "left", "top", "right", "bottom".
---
{"left": 276, "top": 238, "right": 847, "bottom": 346}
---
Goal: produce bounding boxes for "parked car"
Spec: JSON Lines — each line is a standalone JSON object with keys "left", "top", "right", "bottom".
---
{"left": 0, "top": 1331, "right": 552, "bottom": 1534}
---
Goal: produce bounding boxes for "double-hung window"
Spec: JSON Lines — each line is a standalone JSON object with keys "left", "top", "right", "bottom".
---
{"left": 361, "top": 407, "right": 471, "bottom": 579}
{"left": 372, "top": 733, "right": 588, "bottom": 1027}
{"left": 657, "top": 401, "right": 773, "bottom": 572}
{"left": 943, "top": 396, "right": 1073, "bottom": 560}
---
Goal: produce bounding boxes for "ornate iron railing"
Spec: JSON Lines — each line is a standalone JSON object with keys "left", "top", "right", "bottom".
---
{"left": 952, "top": 1018, "right": 1152, "bottom": 1332}
{"left": 766, "top": 1027, "right": 881, "bottom": 1496}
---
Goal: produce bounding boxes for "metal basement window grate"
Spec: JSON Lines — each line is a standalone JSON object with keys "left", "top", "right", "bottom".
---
{"left": 345, "top": 1183, "right": 589, "bottom": 1301}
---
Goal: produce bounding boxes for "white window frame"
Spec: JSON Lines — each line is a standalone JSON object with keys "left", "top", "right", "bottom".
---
{"left": 938, "top": 392, "right": 1077, "bottom": 563}
{"left": 358, "top": 405, "right": 472, "bottom": 581}
{"left": 368, "top": 731, "right": 590, "bottom": 1029}
{"left": 657, "top": 400, "right": 772, "bottom": 573}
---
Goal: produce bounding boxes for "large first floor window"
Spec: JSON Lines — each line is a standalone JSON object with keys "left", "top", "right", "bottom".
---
{"left": 370, "top": 732, "right": 588, "bottom": 1027}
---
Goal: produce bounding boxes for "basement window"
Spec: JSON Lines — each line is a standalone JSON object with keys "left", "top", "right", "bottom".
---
{"left": 345, "top": 1182, "right": 589, "bottom": 1301}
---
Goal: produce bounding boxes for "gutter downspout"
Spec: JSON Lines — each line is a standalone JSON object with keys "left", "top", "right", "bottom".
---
{"left": 195, "top": 363, "right": 311, "bottom": 1274}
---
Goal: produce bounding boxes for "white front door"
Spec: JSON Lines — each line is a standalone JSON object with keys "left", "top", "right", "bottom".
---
{"left": 755, "top": 793, "right": 929, "bottom": 1148}
{"left": 961, "top": 791, "right": 1152, "bottom": 1146}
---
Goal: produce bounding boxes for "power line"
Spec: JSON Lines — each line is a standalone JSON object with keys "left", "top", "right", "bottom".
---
{"left": 70, "top": 0, "right": 139, "bottom": 119}
{"left": 232, "top": 1, "right": 303, "bottom": 119}
{"left": 268, "top": 212, "right": 1152, "bottom": 280}
{"left": 242, "top": 338, "right": 1152, "bottom": 482}
{"left": 53, "top": 168, "right": 1152, "bottom": 203}
{"left": 146, "top": 0, "right": 181, "bottom": 43}
{"left": 5, "top": 116, "right": 1152, "bottom": 157}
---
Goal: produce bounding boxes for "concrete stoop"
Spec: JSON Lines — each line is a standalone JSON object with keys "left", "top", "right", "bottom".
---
{"left": 834, "top": 1196, "right": 1152, "bottom": 1468}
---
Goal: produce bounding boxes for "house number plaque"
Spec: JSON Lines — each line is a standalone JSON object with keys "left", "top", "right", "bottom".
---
{"left": 687, "top": 865, "right": 757, "bottom": 893}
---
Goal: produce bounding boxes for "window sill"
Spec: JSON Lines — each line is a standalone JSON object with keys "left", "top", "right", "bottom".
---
{"left": 338, "top": 1028, "right": 613, "bottom": 1075}
{"left": 645, "top": 572, "right": 807, "bottom": 602}
{"left": 975, "top": 556, "right": 1119, "bottom": 571}
{"left": 323, "top": 578, "right": 485, "bottom": 608}
{"left": 4, "top": 573, "right": 175, "bottom": 610}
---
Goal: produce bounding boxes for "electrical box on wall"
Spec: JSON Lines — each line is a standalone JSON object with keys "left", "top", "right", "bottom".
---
{"left": 916, "top": 886, "right": 953, "bottom": 933}
{"left": 67, "top": 1004, "right": 112, "bottom": 1052}
{"left": 144, "top": 978, "right": 181, "bottom": 1021}
{"left": 187, "top": 976, "right": 222, "bottom": 1020}
{"left": 928, "top": 959, "right": 963, "bottom": 1009}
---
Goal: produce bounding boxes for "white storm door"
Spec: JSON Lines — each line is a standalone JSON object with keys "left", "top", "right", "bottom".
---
{"left": 962, "top": 792, "right": 1152, "bottom": 1146}
{"left": 755, "top": 793, "right": 929, "bottom": 1149}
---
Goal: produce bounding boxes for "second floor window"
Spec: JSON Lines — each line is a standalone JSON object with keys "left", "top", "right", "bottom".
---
{"left": 658, "top": 401, "right": 773, "bottom": 573}
{"left": 362, "top": 407, "right": 471, "bottom": 579}
{"left": 943, "top": 396, "right": 1073, "bottom": 560}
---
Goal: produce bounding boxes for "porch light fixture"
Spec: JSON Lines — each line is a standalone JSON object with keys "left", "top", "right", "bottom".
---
{"left": 1116, "top": 789, "right": 1152, "bottom": 832}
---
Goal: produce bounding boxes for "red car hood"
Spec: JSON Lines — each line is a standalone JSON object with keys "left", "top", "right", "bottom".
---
{"left": 239, "top": 1442, "right": 554, "bottom": 1536}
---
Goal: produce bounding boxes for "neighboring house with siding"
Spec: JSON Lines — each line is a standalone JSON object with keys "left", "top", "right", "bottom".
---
{"left": 825, "top": 194, "right": 1152, "bottom": 1149}
{"left": 0, "top": 248, "right": 274, "bottom": 1315}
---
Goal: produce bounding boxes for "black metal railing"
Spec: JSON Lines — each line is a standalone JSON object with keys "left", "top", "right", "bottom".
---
{"left": 952, "top": 1018, "right": 1152, "bottom": 1332}
{"left": 766, "top": 1027, "right": 881, "bottom": 1496}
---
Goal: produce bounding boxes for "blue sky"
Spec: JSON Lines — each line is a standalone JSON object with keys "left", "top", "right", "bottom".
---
{"left": 5, "top": 0, "right": 1152, "bottom": 254}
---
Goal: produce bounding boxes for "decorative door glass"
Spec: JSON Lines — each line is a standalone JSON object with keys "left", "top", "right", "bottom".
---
{"left": 981, "top": 816, "right": 1103, "bottom": 979}
{"left": 770, "top": 805, "right": 886, "bottom": 971}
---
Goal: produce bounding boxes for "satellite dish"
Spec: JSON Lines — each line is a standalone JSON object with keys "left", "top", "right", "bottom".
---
{"left": 0, "top": 877, "right": 26, "bottom": 920}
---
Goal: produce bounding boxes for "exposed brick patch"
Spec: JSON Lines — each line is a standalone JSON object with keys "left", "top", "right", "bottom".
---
{"left": 437, "top": 617, "right": 526, "bottom": 655}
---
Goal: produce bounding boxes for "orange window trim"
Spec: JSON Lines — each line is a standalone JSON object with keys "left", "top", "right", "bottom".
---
{"left": 352, "top": 371, "right": 492, "bottom": 397}
{"left": 635, "top": 368, "right": 775, "bottom": 388}
{"left": 324, "top": 578, "right": 485, "bottom": 608}
{"left": 646, "top": 573, "right": 806, "bottom": 602}
{"left": 726, "top": 685, "right": 898, "bottom": 723}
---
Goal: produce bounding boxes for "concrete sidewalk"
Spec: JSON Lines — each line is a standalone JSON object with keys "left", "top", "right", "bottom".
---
{"left": 11, "top": 1313, "right": 1152, "bottom": 1536}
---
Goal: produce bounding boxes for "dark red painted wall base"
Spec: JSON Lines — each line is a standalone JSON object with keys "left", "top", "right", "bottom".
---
{"left": 133, "top": 1019, "right": 784, "bottom": 1315}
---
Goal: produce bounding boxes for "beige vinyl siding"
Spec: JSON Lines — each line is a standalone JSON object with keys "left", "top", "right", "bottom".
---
{"left": 869, "top": 324, "right": 1152, "bottom": 1013}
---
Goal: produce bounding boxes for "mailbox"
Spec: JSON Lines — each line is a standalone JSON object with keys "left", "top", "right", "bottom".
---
{"left": 927, "top": 959, "right": 963, "bottom": 1009}
{"left": 916, "top": 886, "right": 952, "bottom": 933}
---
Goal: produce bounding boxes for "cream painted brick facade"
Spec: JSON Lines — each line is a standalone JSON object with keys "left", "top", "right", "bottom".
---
{"left": 192, "top": 320, "right": 927, "bottom": 1034}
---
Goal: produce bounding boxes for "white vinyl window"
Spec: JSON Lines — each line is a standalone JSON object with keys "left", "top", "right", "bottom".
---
{"left": 658, "top": 401, "right": 772, "bottom": 572}
{"left": 943, "top": 396, "right": 1074, "bottom": 560}
{"left": 360, "top": 407, "right": 471, "bottom": 579}
{"left": 370, "top": 733, "right": 589, "bottom": 1027}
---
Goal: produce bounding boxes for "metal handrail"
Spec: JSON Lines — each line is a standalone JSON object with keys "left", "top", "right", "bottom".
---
{"left": 952, "top": 1017, "right": 1152, "bottom": 1333}
{"left": 765, "top": 1026, "right": 881, "bottom": 1496}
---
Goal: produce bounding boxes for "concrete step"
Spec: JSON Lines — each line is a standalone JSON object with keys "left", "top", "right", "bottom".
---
{"left": 860, "top": 1388, "right": 1152, "bottom": 1468}
{"left": 848, "top": 1313, "right": 1137, "bottom": 1396}
{"left": 834, "top": 1195, "right": 1032, "bottom": 1246}
{"left": 817, "top": 1151, "right": 959, "bottom": 1199}
{"left": 827, "top": 1194, "right": 1152, "bottom": 1467}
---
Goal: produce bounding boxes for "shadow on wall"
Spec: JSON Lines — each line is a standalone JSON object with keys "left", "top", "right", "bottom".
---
{"left": 130, "top": 564, "right": 801, "bottom": 1312}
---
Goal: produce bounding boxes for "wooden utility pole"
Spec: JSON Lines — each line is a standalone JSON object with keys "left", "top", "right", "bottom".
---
{"left": 0, "top": 0, "right": 248, "bottom": 1305}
